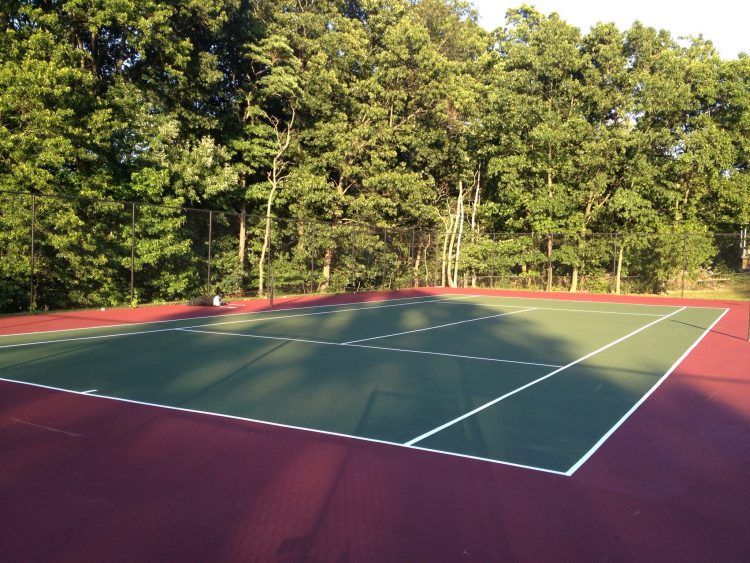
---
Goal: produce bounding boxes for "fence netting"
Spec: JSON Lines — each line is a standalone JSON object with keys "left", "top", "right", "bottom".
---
{"left": 0, "top": 192, "right": 747, "bottom": 313}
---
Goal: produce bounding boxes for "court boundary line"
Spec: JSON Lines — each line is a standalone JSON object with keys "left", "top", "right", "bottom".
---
{"left": 454, "top": 293, "right": 729, "bottom": 311}
{"left": 0, "top": 295, "right": 476, "bottom": 350}
{"left": 434, "top": 302, "right": 665, "bottom": 317}
{"left": 565, "top": 307, "right": 730, "bottom": 476}
{"left": 0, "top": 294, "right": 454, "bottom": 339}
{"left": 404, "top": 306, "right": 688, "bottom": 446}
{"left": 177, "top": 328, "right": 564, "bottom": 368}
{"left": 342, "top": 308, "right": 536, "bottom": 344}
{"left": 0, "top": 376, "right": 568, "bottom": 476}
{"left": 0, "top": 292, "right": 730, "bottom": 340}
{"left": 0, "top": 302, "right": 728, "bottom": 475}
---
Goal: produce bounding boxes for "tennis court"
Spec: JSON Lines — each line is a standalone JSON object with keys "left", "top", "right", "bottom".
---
{"left": 0, "top": 293, "right": 728, "bottom": 475}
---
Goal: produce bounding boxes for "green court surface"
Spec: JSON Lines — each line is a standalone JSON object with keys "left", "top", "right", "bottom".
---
{"left": 0, "top": 295, "right": 727, "bottom": 474}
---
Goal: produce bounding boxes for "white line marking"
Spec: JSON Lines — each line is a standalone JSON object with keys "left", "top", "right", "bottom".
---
{"left": 0, "top": 294, "right": 447, "bottom": 339}
{"left": 81, "top": 389, "right": 98, "bottom": 394}
{"left": 0, "top": 328, "right": 178, "bottom": 350}
{"left": 0, "top": 296, "right": 475, "bottom": 350}
{"left": 10, "top": 417, "right": 82, "bottom": 437}
{"left": 0, "top": 377, "right": 566, "bottom": 475}
{"left": 343, "top": 342, "right": 563, "bottom": 368}
{"left": 187, "top": 295, "right": 476, "bottom": 330}
{"left": 564, "top": 307, "right": 730, "bottom": 476}
{"left": 176, "top": 328, "right": 563, "bottom": 368}
{"left": 342, "top": 308, "right": 536, "bottom": 344}
{"left": 404, "top": 306, "right": 688, "bottom": 446}
{"left": 435, "top": 302, "right": 664, "bottom": 317}
{"left": 177, "top": 328, "right": 335, "bottom": 347}
{"left": 444, "top": 293, "right": 728, "bottom": 311}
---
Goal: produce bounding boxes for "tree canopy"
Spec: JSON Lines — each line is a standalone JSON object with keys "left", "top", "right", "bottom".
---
{"left": 1, "top": 1, "right": 748, "bottom": 310}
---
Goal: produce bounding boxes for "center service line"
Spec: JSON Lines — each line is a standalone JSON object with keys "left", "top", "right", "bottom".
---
{"left": 341, "top": 308, "right": 536, "bottom": 344}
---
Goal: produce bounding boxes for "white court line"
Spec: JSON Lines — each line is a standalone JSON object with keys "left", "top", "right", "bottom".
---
{"left": 81, "top": 389, "right": 98, "bottom": 394}
{"left": 10, "top": 416, "right": 83, "bottom": 437}
{"left": 0, "top": 294, "right": 449, "bottom": 339}
{"left": 0, "top": 295, "right": 475, "bottom": 350}
{"left": 176, "top": 328, "right": 563, "bottom": 368}
{"left": 0, "top": 327, "right": 178, "bottom": 350}
{"left": 434, "top": 301, "right": 664, "bottom": 317}
{"left": 565, "top": 307, "right": 730, "bottom": 476}
{"left": 342, "top": 308, "right": 536, "bottom": 344}
{"left": 448, "top": 293, "right": 728, "bottom": 311}
{"left": 404, "top": 306, "right": 688, "bottom": 447}
{"left": 0, "top": 376, "right": 567, "bottom": 475}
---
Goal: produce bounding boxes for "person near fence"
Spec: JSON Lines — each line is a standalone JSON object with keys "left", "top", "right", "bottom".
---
{"left": 213, "top": 286, "right": 224, "bottom": 307}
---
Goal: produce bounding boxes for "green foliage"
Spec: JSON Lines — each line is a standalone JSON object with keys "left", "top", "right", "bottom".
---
{"left": 1, "top": 0, "right": 748, "bottom": 311}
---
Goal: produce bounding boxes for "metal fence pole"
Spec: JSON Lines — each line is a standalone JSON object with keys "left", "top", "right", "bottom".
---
{"left": 310, "top": 222, "right": 316, "bottom": 293}
{"left": 612, "top": 233, "right": 618, "bottom": 294}
{"left": 29, "top": 194, "right": 36, "bottom": 311}
{"left": 547, "top": 233, "right": 554, "bottom": 292}
{"left": 491, "top": 232, "right": 497, "bottom": 288}
{"left": 207, "top": 211, "right": 213, "bottom": 292}
{"left": 681, "top": 233, "right": 687, "bottom": 298}
{"left": 130, "top": 202, "right": 136, "bottom": 306}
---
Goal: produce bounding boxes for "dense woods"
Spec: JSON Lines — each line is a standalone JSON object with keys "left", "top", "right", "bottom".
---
{"left": 1, "top": 1, "right": 749, "bottom": 311}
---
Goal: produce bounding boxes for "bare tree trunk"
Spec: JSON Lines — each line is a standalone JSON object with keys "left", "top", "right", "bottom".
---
{"left": 318, "top": 248, "right": 332, "bottom": 292}
{"left": 452, "top": 181, "right": 465, "bottom": 287}
{"left": 412, "top": 235, "right": 424, "bottom": 288}
{"left": 570, "top": 264, "right": 578, "bottom": 292}
{"left": 238, "top": 199, "right": 247, "bottom": 268}
{"left": 258, "top": 108, "right": 295, "bottom": 296}
{"left": 441, "top": 211, "right": 454, "bottom": 287}
{"left": 470, "top": 167, "right": 480, "bottom": 287}
{"left": 258, "top": 202, "right": 274, "bottom": 297}
{"left": 615, "top": 243, "right": 624, "bottom": 294}
{"left": 446, "top": 201, "right": 460, "bottom": 288}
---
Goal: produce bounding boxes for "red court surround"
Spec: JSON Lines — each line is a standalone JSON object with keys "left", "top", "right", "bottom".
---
{"left": 0, "top": 289, "right": 748, "bottom": 561}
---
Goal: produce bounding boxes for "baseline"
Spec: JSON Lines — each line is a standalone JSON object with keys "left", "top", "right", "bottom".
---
{"left": 0, "top": 376, "right": 568, "bottom": 475}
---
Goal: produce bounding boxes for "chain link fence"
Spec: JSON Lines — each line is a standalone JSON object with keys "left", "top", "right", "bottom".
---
{"left": 1, "top": 192, "right": 748, "bottom": 313}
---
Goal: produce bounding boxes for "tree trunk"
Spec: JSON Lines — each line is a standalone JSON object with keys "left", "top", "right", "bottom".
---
{"left": 257, "top": 108, "right": 295, "bottom": 297}
{"left": 470, "top": 167, "right": 480, "bottom": 288}
{"left": 320, "top": 247, "right": 332, "bottom": 292}
{"left": 615, "top": 243, "right": 624, "bottom": 294}
{"left": 257, "top": 195, "right": 276, "bottom": 297}
{"left": 441, "top": 211, "right": 454, "bottom": 287}
{"left": 238, "top": 199, "right": 246, "bottom": 268}
{"left": 452, "top": 181, "right": 465, "bottom": 287}
{"left": 546, "top": 234, "right": 553, "bottom": 291}
{"left": 412, "top": 237, "right": 423, "bottom": 288}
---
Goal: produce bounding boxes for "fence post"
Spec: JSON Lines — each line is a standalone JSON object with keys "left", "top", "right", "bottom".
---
{"left": 491, "top": 233, "right": 497, "bottom": 288}
{"left": 207, "top": 211, "right": 213, "bottom": 292}
{"left": 130, "top": 202, "right": 136, "bottom": 306}
{"left": 612, "top": 233, "right": 618, "bottom": 294}
{"left": 383, "top": 227, "right": 388, "bottom": 290}
{"left": 681, "top": 233, "right": 687, "bottom": 298}
{"left": 547, "top": 233, "right": 554, "bottom": 292}
{"left": 310, "top": 222, "right": 315, "bottom": 293}
{"left": 29, "top": 194, "right": 36, "bottom": 311}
